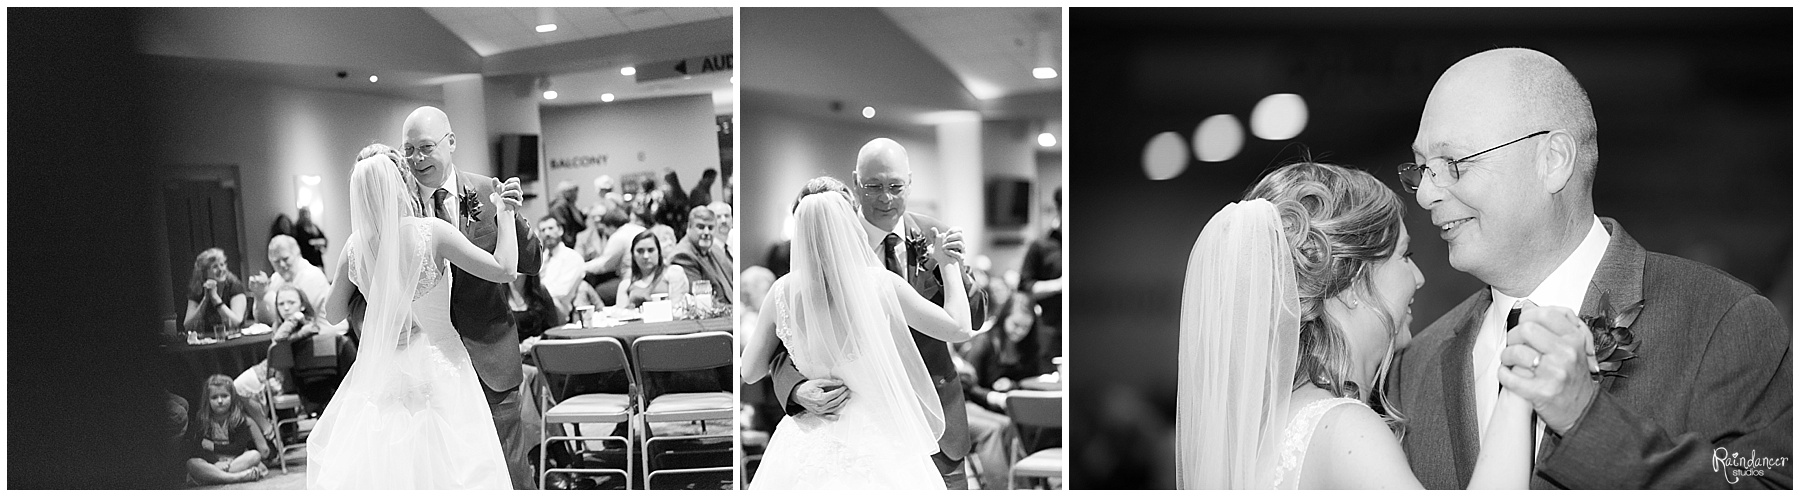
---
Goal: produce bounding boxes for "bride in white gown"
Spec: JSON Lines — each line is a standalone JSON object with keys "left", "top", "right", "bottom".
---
{"left": 741, "top": 188, "right": 979, "bottom": 490}
{"left": 308, "top": 152, "right": 520, "bottom": 489}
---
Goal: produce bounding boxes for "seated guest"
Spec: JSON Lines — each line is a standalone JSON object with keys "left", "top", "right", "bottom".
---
{"left": 737, "top": 266, "right": 775, "bottom": 332}
{"left": 961, "top": 295, "right": 1047, "bottom": 412}
{"left": 617, "top": 230, "right": 688, "bottom": 310}
{"left": 537, "top": 216, "right": 586, "bottom": 310}
{"left": 549, "top": 181, "right": 584, "bottom": 249}
{"left": 669, "top": 205, "right": 735, "bottom": 306}
{"left": 649, "top": 223, "right": 679, "bottom": 257}
{"left": 186, "top": 375, "right": 269, "bottom": 485}
{"left": 709, "top": 201, "right": 736, "bottom": 259}
{"left": 269, "top": 285, "right": 355, "bottom": 413}
{"left": 573, "top": 202, "right": 613, "bottom": 263}
{"left": 508, "top": 273, "right": 565, "bottom": 346}
{"left": 584, "top": 201, "right": 649, "bottom": 306}
{"left": 248, "top": 235, "right": 330, "bottom": 326}
{"left": 593, "top": 174, "right": 621, "bottom": 205}
{"left": 164, "top": 391, "right": 192, "bottom": 486}
{"left": 184, "top": 248, "right": 248, "bottom": 332}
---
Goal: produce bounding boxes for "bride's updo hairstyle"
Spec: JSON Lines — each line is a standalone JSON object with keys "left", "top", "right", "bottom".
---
{"left": 793, "top": 176, "right": 854, "bottom": 212}
{"left": 1243, "top": 162, "right": 1406, "bottom": 419}
{"left": 357, "top": 143, "right": 424, "bottom": 217}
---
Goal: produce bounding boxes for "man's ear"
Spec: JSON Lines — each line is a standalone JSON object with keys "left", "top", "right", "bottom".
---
{"left": 445, "top": 132, "right": 457, "bottom": 153}
{"left": 1540, "top": 130, "right": 1576, "bottom": 195}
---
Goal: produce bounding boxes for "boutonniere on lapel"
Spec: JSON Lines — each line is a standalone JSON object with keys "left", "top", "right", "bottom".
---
{"left": 458, "top": 188, "right": 484, "bottom": 225}
{"left": 904, "top": 230, "right": 932, "bottom": 269}
{"left": 1581, "top": 292, "right": 1645, "bottom": 379}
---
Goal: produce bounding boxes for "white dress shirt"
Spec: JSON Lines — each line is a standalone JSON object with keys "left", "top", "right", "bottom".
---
{"left": 541, "top": 243, "right": 586, "bottom": 304}
{"left": 1474, "top": 216, "right": 1610, "bottom": 449}
{"left": 861, "top": 215, "right": 908, "bottom": 270}
{"left": 420, "top": 168, "right": 461, "bottom": 293}
{"left": 421, "top": 168, "right": 461, "bottom": 228}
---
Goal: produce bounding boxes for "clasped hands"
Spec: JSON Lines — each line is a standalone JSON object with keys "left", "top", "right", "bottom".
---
{"left": 490, "top": 177, "right": 524, "bottom": 212}
{"left": 1497, "top": 302, "right": 1602, "bottom": 435}
{"left": 925, "top": 227, "right": 966, "bottom": 268}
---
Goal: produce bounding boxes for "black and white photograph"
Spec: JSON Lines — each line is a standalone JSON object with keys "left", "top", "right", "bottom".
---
{"left": 734, "top": 7, "right": 1066, "bottom": 490}
{"left": 12, "top": 7, "right": 734, "bottom": 489}
{"left": 1068, "top": 7, "right": 1791, "bottom": 490}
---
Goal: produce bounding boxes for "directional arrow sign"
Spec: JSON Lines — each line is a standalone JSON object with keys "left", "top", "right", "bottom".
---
{"left": 635, "top": 53, "right": 733, "bottom": 83}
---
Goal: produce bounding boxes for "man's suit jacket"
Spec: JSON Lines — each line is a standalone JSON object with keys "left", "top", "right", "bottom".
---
{"left": 1392, "top": 218, "right": 1791, "bottom": 489}
{"left": 767, "top": 211, "right": 988, "bottom": 460}
{"left": 349, "top": 170, "right": 543, "bottom": 394}
{"left": 669, "top": 237, "right": 735, "bottom": 305}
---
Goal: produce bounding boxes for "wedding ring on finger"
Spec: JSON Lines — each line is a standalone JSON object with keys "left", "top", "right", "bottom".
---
{"left": 1531, "top": 355, "right": 1542, "bottom": 369}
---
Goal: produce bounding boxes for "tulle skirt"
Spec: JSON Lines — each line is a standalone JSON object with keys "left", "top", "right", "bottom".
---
{"left": 304, "top": 334, "right": 509, "bottom": 489}
{"left": 750, "top": 381, "right": 945, "bottom": 490}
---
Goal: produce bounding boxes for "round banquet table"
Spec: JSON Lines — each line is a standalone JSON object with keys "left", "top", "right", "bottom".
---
{"left": 161, "top": 332, "right": 274, "bottom": 397}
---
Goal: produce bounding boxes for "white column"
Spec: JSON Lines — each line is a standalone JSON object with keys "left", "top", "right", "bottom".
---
{"left": 443, "top": 76, "right": 491, "bottom": 177}
{"left": 935, "top": 118, "right": 984, "bottom": 257}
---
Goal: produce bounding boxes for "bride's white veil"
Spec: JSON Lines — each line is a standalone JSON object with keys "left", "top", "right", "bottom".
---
{"left": 1176, "top": 198, "right": 1301, "bottom": 489}
{"left": 307, "top": 154, "right": 427, "bottom": 486}
{"left": 786, "top": 192, "right": 944, "bottom": 450}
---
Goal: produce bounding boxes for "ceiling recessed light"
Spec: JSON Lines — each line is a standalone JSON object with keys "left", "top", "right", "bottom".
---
{"left": 536, "top": 23, "right": 557, "bottom": 33}
{"left": 601, "top": 93, "right": 615, "bottom": 102}
{"left": 1038, "top": 132, "right": 1057, "bottom": 147}
{"left": 368, "top": 75, "right": 378, "bottom": 83}
{"left": 1033, "top": 67, "right": 1058, "bottom": 79}
{"left": 620, "top": 67, "right": 637, "bottom": 76}
{"left": 543, "top": 90, "right": 559, "bottom": 100}
{"left": 862, "top": 106, "right": 876, "bottom": 119}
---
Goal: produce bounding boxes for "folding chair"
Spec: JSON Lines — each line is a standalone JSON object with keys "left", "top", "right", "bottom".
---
{"left": 1005, "top": 390, "right": 1064, "bottom": 489}
{"left": 632, "top": 331, "right": 734, "bottom": 489}
{"left": 534, "top": 337, "right": 637, "bottom": 490}
{"left": 263, "top": 341, "right": 310, "bottom": 473}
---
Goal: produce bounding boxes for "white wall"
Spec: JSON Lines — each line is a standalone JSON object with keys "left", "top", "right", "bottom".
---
{"left": 146, "top": 64, "right": 437, "bottom": 313}
{"left": 538, "top": 94, "right": 723, "bottom": 220}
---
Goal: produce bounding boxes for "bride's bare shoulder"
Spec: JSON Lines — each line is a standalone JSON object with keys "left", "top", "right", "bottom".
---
{"left": 1307, "top": 399, "right": 1423, "bottom": 489}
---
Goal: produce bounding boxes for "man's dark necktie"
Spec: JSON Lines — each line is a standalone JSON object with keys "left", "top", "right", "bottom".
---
{"left": 1504, "top": 302, "right": 1540, "bottom": 467}
{"left": 881, "top": 233, "right": 902, "bottom": 276}
{"left": 432, "top": 188, "right": 452, "bottom": 224}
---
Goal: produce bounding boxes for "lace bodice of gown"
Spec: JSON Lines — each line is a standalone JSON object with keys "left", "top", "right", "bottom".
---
{"left": 340, "top": 219, "right": 466, "bottom": 412}
{"left": 768, "top": 279, "right": 838, "bottom": 376}
{"left": 1269, "top": 397, "right": 1363, "bottom": 490}
{"left": 345, "top": 220, "right": 444, "bottom": 303}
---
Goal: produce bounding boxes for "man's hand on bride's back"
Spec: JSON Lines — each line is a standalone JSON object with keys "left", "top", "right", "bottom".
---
{"left": 795, "top": 378, "right": 849, "bottom": 420}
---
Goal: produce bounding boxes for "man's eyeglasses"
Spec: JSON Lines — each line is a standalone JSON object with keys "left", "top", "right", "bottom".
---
{"left": 859, "top": 182, "right": 908, "bottom": 198}
{"left": 1398, "top": 130, "right": 1549, "bottom": 193}
{"left": 403, "top": 132, "right": 452, "bottom": 160}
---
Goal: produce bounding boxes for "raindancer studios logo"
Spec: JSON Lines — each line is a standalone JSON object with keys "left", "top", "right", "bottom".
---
{"left": 1712, "top": 447, "right": 1788, "bottom": 484}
